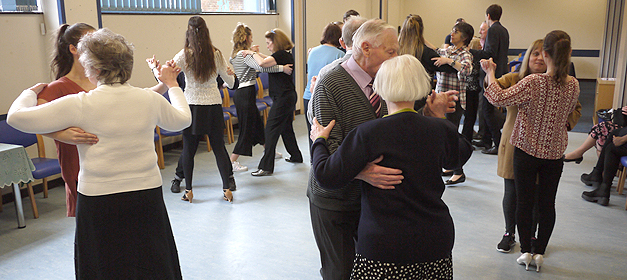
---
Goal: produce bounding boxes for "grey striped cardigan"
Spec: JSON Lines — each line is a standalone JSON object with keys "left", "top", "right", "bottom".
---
{"left": 230, "top": 50, "right": 283, "bottom": 88}
{"left": 308, "top": 64, "right": 388, "bottom": 211}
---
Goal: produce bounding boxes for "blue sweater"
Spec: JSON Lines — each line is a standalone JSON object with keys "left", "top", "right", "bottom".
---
{"left": 312, "top": 110, "right": 472, "bottom": 264}
{"left": 303, "top": 45, "right": 345, "bottom": 100}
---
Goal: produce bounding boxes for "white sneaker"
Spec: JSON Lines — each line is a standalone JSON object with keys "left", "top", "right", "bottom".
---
{"left": 232, "top": 161, "right": 248, "bottom": 172}
{"left": 275, "top": 151, "right": 283, "bottom": 159}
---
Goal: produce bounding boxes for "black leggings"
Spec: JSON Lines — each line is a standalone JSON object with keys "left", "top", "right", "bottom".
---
{"left": 503, "top": 178, "right": 539, "bottom": 236}
{"left": 175, "top": 106, "right": 233, "bottom": 190}
{"left": 514, "top": 148, "right": 562, "bottom": 255}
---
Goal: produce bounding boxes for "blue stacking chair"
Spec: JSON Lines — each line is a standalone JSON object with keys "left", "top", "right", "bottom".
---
{"left": 218, "top": 88, "right": 236, "bottom": 144}
{"left": 0, "top": 119, "right": 62, "bottom": 218}
{"left": 231, "top": 85, "right": 268, "bottom": 125}
{"left": 256, "top": 72, "right": 273, "bottom": 107}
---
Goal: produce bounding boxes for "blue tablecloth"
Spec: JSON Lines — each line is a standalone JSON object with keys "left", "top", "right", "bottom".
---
{"left": 0, "top": 143, "right": 35, "bottom": 188}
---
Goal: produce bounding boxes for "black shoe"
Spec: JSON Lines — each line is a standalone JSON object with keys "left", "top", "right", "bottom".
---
{"left": 445, "top": 174, "right": 466, "bottom": 185}
{"left": 251, "top": 169, "right": 273, "bottom": 176}
{"left": 482, "top": 146, "right": 498, "bottom": 155}
{"left": 472, "top": 140, "right": 489, "bottom": 148}
{"left": 564, "top": 156, "right": 583, "bottom": 164}
{"left": 497, "top": 233, "right": 516, "bottom": 253}
{"left": 580, "top": 169, "right": 601, "bottom": 186}
{"left": 582, "top": 183, "right": 610, "bottom": 206}
{"left": 473, "top": 131, "right": 481, "bottom": 140}
{"left": 170, "top": 178, "right": 182, "bottom": 193}
{"left": 228, "top": 175, "right": 236, "bottom": 191}
{"left": 285, "top": 157, "right": 303, "bottom": 163}
{"left": 442, "top": 170, "right": 454, "bottom": 176}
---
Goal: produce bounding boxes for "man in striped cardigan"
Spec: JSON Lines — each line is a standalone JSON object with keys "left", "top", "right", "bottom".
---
{"left": 308, "top": 18, "right": 457, "bottom": 280}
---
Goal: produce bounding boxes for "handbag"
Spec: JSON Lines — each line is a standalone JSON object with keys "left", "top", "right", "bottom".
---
{"left": 596, "top": 108, "right": 626, "bottom": 127}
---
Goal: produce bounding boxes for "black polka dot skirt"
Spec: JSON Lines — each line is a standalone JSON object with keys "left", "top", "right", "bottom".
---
{"left": 350, "top": 254, "right": 453, "bottom": 280}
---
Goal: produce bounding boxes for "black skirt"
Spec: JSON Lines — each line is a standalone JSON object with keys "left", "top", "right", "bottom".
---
{"left": 186, "top": 104, "right": 224, "bottom": 135}
{"left": 75, "top": 187, "right": 182, "bottom": 279}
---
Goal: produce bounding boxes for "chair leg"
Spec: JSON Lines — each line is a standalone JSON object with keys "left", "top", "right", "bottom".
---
{"left": 42, "top": 178, "right": 49, "bottom": 198}
{"left": 155, "top": 140, "right": 165, "bottom": 169}
{"left": 26, "top": 182, "right": 39, "bottom": 219}
{"left": 618, "top": 165, "right": 626, "bottom": 195}
{"left": 225, "top": 119, "right": 234, "bottom": 144}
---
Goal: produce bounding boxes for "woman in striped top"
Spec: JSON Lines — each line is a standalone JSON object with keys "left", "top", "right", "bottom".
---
{"left": 229, "top": 23, "right": 293, "bottom": 172}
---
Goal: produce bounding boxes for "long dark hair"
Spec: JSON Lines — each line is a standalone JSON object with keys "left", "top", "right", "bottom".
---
{"left": 185, "top": 16, "right": 216, "bottom": 83}
{"left": 398, "top": 14, "right": 425, "bottom": 59}
{"left": 543, "top": 30, "right": 571, "bottom": 85}
{"left": 51, "top": 23, "right": 96, "bottom": 79}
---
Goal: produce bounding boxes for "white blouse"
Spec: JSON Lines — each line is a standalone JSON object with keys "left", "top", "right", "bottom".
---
{"left": 173, "top": 48, "right": 236, "bottom": 105}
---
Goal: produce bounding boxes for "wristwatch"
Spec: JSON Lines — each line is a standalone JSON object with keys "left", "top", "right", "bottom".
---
{"left": 450, "top": 60, "right": 456, "bottom": 67}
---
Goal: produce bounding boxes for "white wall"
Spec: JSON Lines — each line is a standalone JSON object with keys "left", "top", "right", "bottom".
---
{"left": 395, "top": 0, "right": 606, "bottom": 79}
{"left": 101, "top": 14, "right": 281, "bottom": 91}
{"left": 0, "top": 14, "right": 49, "bottom": 114}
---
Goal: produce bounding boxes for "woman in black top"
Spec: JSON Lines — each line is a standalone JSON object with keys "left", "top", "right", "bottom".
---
{"left": 244, "top": 28, "right": 303, "bottom": 176}
{"left": 398, "top": 14, "right": 458, "bottom": 86}
{"left": 310, "top": 54, "right": 472, "bottom": 279}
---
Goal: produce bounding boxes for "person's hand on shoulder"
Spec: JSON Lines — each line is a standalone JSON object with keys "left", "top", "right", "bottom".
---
{"left": 29, "top": 83, "right": 47, "bottom": 94}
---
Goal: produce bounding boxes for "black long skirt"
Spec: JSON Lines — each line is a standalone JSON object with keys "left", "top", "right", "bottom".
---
{"left": 232, "top": 85, "right": 265, "bottom": 156}
{"left": 75, "top": 187, "right": 182, "bottom": 279}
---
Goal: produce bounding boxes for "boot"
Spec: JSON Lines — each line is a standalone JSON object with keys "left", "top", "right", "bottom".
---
{"left": 582, "top": 183, "right": 610, "bottom": 206}
{"left": 580, "top": 168, "right": 602, "bottom": 186}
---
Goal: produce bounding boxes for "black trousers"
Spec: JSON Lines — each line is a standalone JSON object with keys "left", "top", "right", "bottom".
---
{"left": 175, "top": 105, "right": 233, "bottom": 190}
{"left": 503, "top": 178, "right": 539, "bottom": 236}
{"left": 309, "top": 201, "right": 360, "bottom": 280}
{"left": 514, "top": 148, "right": 562, "bottom": 255}
{"left": 445, "top": 100, "right": 465, "bottom": 175}
{"left": 232, "top": 85, "right": 265, "bottom": 156}
{"left": 462, "top": 88, "right": 480, "bottom": 142}
{"left": 480, "top": 93, "right": 502, "bottom": 147}
{"left": 598, "top": 141, "right": 627, "bottom": 186}
{"left": 257, "top": 91, "right": 303, "bottom": 172}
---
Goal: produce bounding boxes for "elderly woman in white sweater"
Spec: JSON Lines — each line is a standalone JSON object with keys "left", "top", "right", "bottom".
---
{"left": 8, "top": 28, "right": 190, "bottom": 279}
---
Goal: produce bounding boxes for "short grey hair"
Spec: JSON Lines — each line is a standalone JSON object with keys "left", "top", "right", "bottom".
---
{"left": 78, "top": 28, "right": 134, "bottom": 84}
{"left": 352, "top": 18, "right": 396, "bottom": 54}
{"left": 374, "top": 55, "right": 431, "bottom": 102}
{"left": 341, "top": 16, "right": 367, "bottom": 48}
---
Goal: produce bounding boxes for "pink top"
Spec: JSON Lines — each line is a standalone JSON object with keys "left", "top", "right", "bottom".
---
{"left": 484, "top": 73, "right": 579, "bottom": 160}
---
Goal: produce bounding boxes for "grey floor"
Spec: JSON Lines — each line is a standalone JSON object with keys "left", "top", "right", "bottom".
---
{"left": 1, "top": 114, "right": 627, "bottom": 280}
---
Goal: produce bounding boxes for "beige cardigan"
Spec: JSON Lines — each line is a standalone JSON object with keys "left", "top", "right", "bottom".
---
{"left": 495, "top": 73, "right": 582, "bottom": 178}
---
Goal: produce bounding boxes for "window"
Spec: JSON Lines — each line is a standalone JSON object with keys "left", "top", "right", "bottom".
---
{"left": 0, "top": 0, "right": 39, "bottom": 12}
{"left": 100, "top": 0, "right": 276, "bottom": 13}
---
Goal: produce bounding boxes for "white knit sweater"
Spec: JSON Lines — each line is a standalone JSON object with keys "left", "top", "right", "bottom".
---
{"left": 173, "top": 49, "right": 235, "bottom": 105}
{"left": 8, "top": 84, "right": 191, "bottom": 196}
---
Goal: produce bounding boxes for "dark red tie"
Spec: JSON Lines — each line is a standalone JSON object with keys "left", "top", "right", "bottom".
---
{"left": 367, "top": 79, "right": 381, "bottom": 117}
